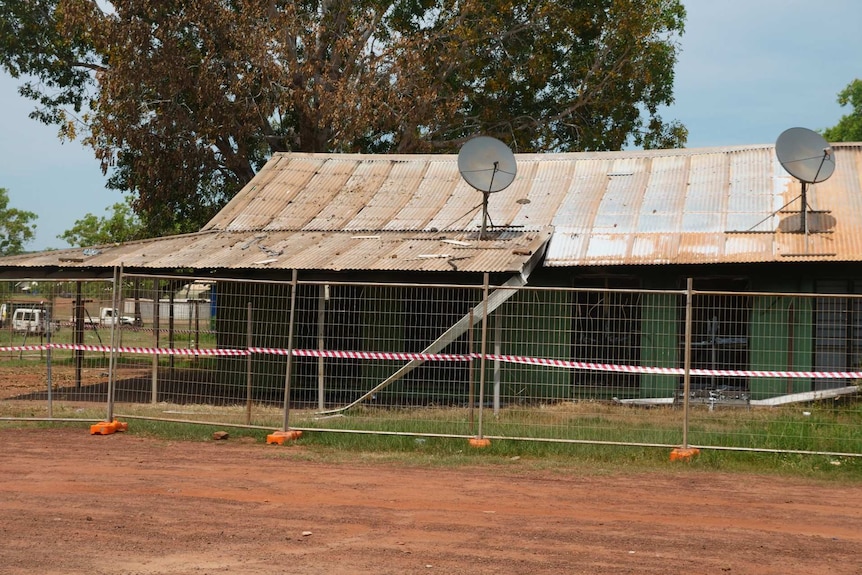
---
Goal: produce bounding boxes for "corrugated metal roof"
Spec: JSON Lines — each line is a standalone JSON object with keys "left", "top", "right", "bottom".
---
{"left": 0, "top": 229, "right": 552, "bottom": 274}
{"left": 543, "top": 143, "right": 862, "bottom": 265}
{"left": 4, "top": 143, "right": 862, "bottom": 275}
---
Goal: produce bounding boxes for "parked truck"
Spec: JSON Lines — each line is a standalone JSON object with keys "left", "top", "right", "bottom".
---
{"left": 12, "top": 307, "right": 60, "bottom": 334}
{"left": 72, "top": 307, "right": 138, "bottom": 327}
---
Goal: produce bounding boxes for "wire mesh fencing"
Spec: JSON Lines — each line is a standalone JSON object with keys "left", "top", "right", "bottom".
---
{"left": 1, "top": 271, "right": 861, "bottom": 457}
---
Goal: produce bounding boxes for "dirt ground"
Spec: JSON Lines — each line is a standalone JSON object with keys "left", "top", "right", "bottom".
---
{"left": 0, "top": 363, "right": 108, "bottom": 400}
{"left": 0, "top": 428, "right": 860, "bottom": 575}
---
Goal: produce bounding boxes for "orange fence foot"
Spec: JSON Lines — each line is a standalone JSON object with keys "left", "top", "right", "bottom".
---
{"left": 468, "top": 437, "right": 491, "bottom": 448}
{"left": 267, "top": 430, "right": 303, "bottom": 445}
{"left": 669, "top": 447, "right": 700, "bottom": 462}
{"left": 90, "top": 420, "right": 128, "bottom": 436}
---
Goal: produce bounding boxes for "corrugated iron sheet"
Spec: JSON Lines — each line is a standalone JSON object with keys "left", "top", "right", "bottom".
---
{"left": 1, "top": 229, "right": 552, "bottom": 274}
{"left": 4, "top": 143, "right": 862, "bottom": 276}
{"left": 544, "top": 144, "right": 862, "bottom": 265}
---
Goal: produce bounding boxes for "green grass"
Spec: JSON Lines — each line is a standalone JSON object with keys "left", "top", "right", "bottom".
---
{"left": 4, "top": 400, "right": 862, "bottom": 480}
{"left": 4, "top": 416, "right": 860, "bottom": 480}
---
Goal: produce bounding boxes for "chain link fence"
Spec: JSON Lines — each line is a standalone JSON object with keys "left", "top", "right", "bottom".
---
{"left": 1, "top": 271, "right": 860, "bottom": 457}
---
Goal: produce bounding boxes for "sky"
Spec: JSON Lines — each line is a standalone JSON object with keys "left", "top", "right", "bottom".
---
{"left": 1, "top": 0, "right": 861, "bottom": 252}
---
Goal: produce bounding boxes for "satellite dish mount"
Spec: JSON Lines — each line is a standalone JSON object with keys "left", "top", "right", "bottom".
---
{"left": 775, "top": 127, "right": 836, "bottom": 252}
{"left": 457, "top": 136, "right": 518, "bottom": 239}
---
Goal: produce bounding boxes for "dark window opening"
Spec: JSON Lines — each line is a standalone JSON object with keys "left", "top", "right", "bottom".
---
{"left": 683, "top": 278, "right": 751, "bottom": 399}
{"left": 813, "top": 280, "right": 862, "bottom": 390}
{"left": 572, "top": 278, "right": 641, "bottom": 394}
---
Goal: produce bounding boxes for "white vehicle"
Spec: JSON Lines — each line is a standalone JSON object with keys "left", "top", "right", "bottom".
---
{"left": 99, "top": 307, "right": 137, "bottom": 326}
{"left": 70, "top": 307, "right": 138, "bottom": 327}
{"left": 12, "top": 308, "right": 59, "bottom": 334}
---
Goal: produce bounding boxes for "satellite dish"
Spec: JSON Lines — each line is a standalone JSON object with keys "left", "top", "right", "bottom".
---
{"left": 775, "top": 127, "right": 835, "bottom": 184}
{"left": 774, "top": 127, "right": 837, "bottom": 250}
{"left": 458, "top": 136, "right": 518, "bottom": 192}
{"left": 457, "top": 136, "right": 517, "bottom": 238}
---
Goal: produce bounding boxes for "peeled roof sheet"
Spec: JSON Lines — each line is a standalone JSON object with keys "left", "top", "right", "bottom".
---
{"left": 0, "top": 229, "right": 552, "bottom": 274}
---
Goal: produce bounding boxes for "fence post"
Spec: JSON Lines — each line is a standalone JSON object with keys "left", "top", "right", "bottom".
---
{"left": 468, "top": 309, "right": 475, "bottom": 432}
{"left": 682, "top": 277, "right": 694, "bottom": 449}
{"left": 317, "top": 284, "right": 327, "bottom": 411}
{"left": 46, "top": 301, "right": 53, "bottom": 419}
{"left": 106, "top": 264, "right": 122, "bottom": 422}
{"left": 670, "top": 278, "right": 699, "bottom": 461}
{"left": 494, "top": 316, "right": 502, "bottom": 416}
{"left": 75, "top": 281, "right": 84, "bottom": 390}
{"left": 246, "top": 301, "right": 253, "bottom": 425}
{"left": 471, "top": 273, "right": 491, "bottom": 447}
{"left": 168, "top": 289, "right": 175, "bottom": 370}
{"left": 151, "top": 279, "right": 160, "bottom": 404}
{"left": 281, "top": 269, "right": 299, "bottom": 432}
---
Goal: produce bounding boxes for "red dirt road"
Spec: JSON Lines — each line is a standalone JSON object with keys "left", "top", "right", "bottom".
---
{"left": 1, "top": 428, "right": 861, "bottom": 575}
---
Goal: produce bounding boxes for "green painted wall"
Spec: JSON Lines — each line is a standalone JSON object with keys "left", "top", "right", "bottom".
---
{"left": 639, "top": 292, "right": 681, "bottom": 398}
{"left": 748, "top": 296, "right": 813, "bottom": 399}
{"left": 487, "top": 289, "right": 573, "bottom": 402}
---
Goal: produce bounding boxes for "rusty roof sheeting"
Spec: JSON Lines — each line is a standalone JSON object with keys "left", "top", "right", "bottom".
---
{"left": 4, "top": 143, "right": 862, "bottom": 276}
{"left": 544, "top": 143, "right": 862, "bottom": 265}
{"left": 0, "top": 229, "right": 552, "bottom": 275}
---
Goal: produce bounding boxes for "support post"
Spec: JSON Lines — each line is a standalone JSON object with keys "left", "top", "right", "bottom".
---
{"left": 246, "top": 302, "right": 253, "bottom": 425}
{"left": 671, "top": 278, "right": 699, "bottom": 461}
{"left": 493, "top": 315, "right": 501, "bottom": 416}
{"left": 91, "top": 265, "right": 128, "bottom": 436}
{"left": 151, "top": 280, "right": 160, "bottom": 404}
{"left": 470, "top": 273, "right": 492, "bottom": 448}
{"left": 75, "top": 282, "right": 84, "bottom": 390}
{"left": 268, "top": 269, "right": 303, "bottom": 444}
{"left": 318, "top": 284, "right": 327, "bottom": 411}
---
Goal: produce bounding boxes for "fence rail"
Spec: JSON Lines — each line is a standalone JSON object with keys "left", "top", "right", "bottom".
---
{"left": 1, "top": 271, "right": 860, "bottom": 458}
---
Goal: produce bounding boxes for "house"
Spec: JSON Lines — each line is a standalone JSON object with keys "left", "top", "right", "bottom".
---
{"left": 2, "top": 142, "right": 861, "bottom": 403}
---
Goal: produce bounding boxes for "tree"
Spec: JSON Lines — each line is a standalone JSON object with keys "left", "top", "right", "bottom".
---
{"left": 823, "top": 79, "right": 862, "bottom": 142}
{"left": 0, "top": 188, "right": 37, "bottom": 255}
{"left": 58, "top": 197, "right": 144, "bottom": 247}
{"left": 1, "top": 0, "right": 687, "bottom": 237}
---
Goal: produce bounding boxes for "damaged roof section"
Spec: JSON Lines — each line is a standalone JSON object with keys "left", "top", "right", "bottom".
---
{"left": 2, "top": 142, "right": 862, "bottom": 277}
{"left": 182, "top": 143, "right": 862, "bottom": 266}
{"left": 1, "top": 228, "right": 552, "bottom": 275}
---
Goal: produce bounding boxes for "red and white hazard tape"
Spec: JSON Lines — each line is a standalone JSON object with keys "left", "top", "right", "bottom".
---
{"left": 1, "top": 343, "right": 250, "bottom": 356}
{"left": 2, "top": 344, "right": 861, "bottom": 379}
{"left": 279, "top": 348, "right": 471, "bottom": 362}
{"left": 481, "top": 354, "right": 862, "bottom": 379}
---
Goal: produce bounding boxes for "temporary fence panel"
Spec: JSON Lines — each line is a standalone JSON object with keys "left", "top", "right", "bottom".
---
{"left": 684, "top": 290, "right": 862, "bottom": 456}
{"left": 111, "top": 276, "right": 292, "bottom": 428}
{"left": 0, "top": 278, "right": 118, "bottom": 420}
{"left": 2, "top": 273, "right": 861, "bottom": 458}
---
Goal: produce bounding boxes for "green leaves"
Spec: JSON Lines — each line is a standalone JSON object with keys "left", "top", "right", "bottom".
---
{"left": 58, "top": 197, "right": 144, "bottom": 247}
{"left": 822, "top": 79, "right": 862, "bottom": 143}
{"left": 1, "top": 0, "right": 687, "bottom": 237}
{"left": 0, "top": 189, "right": 37, "bottom": 256}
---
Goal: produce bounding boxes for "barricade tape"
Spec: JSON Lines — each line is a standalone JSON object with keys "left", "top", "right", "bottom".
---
{"left": 2, "top": 344, "right": 861, "bottom": 379}
{"left": 1, "top": 343, "right": 250, "bottom": 356}
{"left": 483, "top": 354, "right": 862, "bottom": 379}
{"left": 286, "top": 348, "right": 472, "bottom": 362}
